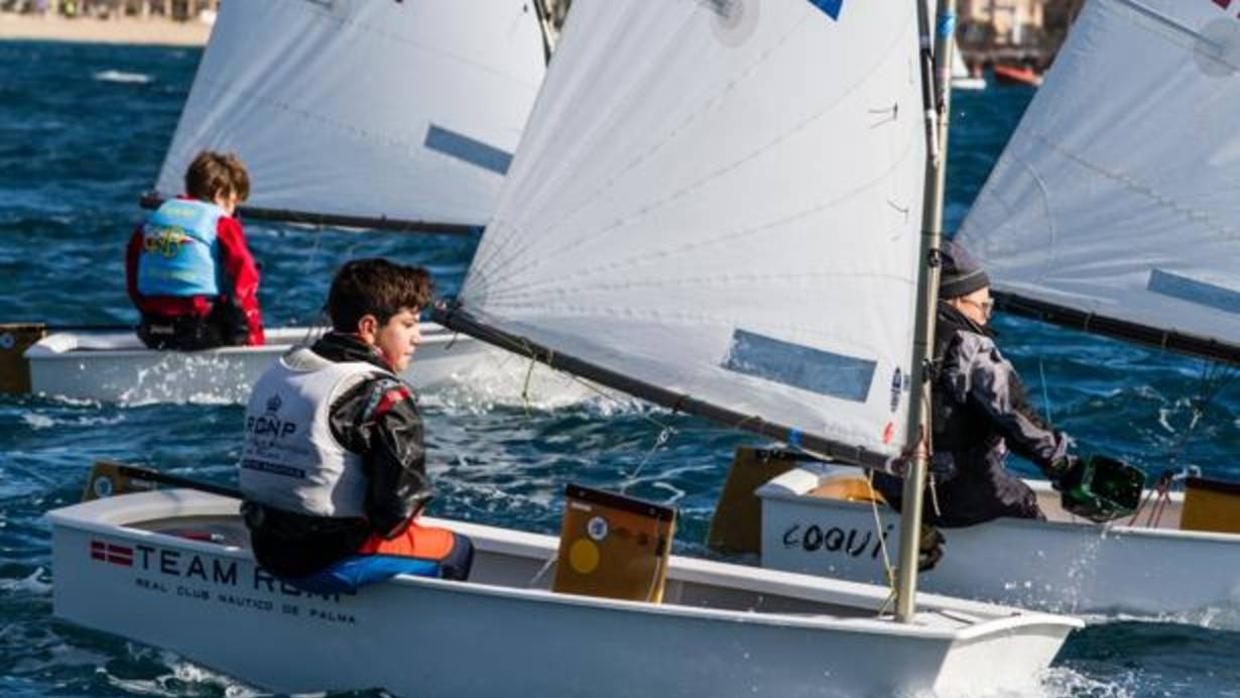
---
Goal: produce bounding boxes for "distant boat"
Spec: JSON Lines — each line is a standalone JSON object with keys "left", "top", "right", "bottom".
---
{"left": 7, "top": 1, "right": 588, "bottom": 406}
{"left": 18, "top": 324, "right": 586, "bottom": 406}
{"left": 992, "top": 62, "right": 1043, "bottom": 87}
{"left": 758, "top": 0, "right": 1240, "bottom": 620}
{"left": 951, "top": 49, "right": 987, "bottom": 90}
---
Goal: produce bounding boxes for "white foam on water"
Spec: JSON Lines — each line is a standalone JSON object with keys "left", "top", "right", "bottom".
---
{"left": 93, "top": 70, "right": 152, "bottom": 84}
{"left": 21, "top": 413, "right": 54, "bottom": 430}
{"left": 1039, "top": 665, "right": 1138, "bottom": 698}
{"left": 1081, "top": 600, "right": 1240, "bottom": 632}
{"left": 103, "top": 650, "right": 261, "bottom": 697}
{"left": 0, "top": 567, "right": 52, "bottom": 595}
{"left": 21, "top": 412, "right": 125, "bottom": 429}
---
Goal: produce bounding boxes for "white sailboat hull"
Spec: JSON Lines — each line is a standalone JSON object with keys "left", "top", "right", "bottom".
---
{"left": 25, "top": 323, "right": 587, "bottom": 405}
{"left": 50, "top": 490, "right": 1079, "bottom": 697}
{"left": 760, "top": 465, "right": 1240, "bottom": 617}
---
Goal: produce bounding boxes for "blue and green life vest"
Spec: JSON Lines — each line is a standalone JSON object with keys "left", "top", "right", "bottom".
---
{"left": 136, "top": 199, "right": 224, "bottom": 297}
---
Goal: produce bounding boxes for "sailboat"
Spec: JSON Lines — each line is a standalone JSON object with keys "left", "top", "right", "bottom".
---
{"left": 951, "top": 48, "right": 987, "bottom": 90}
{"left": 48, "top": 1, "right": 1081, "bottom": 694}
{"left": 13, "top": 0, "right": 580, "bottom": 405}
{"left": 758, "top": 0, "right": 1240, "bottom": 618}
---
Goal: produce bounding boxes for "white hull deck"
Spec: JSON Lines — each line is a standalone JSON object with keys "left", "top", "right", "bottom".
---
{"left": 760, "top": 464, "right": 1240, "bottom": 618}
{"left": 25, "top": 323, "right": 588, "bottom": 406}
{"left": 50, "top": 490, "right": 1079, "bottom": 697}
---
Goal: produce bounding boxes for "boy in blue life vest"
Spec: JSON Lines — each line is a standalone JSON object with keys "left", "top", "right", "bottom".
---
{"left": 238, "top": 259, "right": 473, "bottom": 592}
{"left": 125, "top": 150, "right": 265, "bottom": 350}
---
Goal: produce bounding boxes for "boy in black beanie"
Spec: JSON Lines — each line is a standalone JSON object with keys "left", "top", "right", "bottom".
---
{"left": 875, "top": 240, "right": 1079, "bottom": 527}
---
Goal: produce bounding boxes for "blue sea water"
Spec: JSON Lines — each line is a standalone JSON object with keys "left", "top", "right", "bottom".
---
{"left": 0, "top": 40, "right": 1238, "bottom": 697}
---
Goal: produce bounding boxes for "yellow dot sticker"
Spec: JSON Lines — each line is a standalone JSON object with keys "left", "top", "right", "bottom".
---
{"left": 569, "top": 539, "right": 600, "bottom": 575}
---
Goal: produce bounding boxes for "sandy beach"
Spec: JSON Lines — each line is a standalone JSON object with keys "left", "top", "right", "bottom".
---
{"left": 0, "top": 12, "right": 209, "bottom": 46}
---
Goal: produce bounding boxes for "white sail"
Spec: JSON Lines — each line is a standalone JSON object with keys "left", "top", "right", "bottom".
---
{"left": 958, "top": 0, "right": 1240, "bottom": 357}
{"left": 154, "top": 0, "right": 546, "bottom": 227}
{"left": 458, "top": 0, "right": 927, "bottom": 461}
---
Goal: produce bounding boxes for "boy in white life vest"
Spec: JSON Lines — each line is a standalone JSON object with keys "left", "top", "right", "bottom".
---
{"left": 126, "top": 150, "right": 265, "bottom": 350}
{"left": 239, "top": 258, "right": 472, "bottom": 592}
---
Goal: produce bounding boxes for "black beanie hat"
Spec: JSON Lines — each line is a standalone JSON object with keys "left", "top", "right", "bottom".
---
{"left": 939, "top": 239, "right": 990, "bottom": 299}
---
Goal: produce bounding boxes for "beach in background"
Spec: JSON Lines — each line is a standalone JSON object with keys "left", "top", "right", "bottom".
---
{"left": 0, "top": 11, "right": 208, "bottom": 45}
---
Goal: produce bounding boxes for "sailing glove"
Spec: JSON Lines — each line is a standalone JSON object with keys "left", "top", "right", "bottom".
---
{"left": 1049, "top": 455, "right": 1084, "bottom": 492}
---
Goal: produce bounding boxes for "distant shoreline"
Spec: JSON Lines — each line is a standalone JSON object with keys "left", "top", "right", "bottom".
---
{"left": 0, "top": 13, "right": 209, "bottom": 47}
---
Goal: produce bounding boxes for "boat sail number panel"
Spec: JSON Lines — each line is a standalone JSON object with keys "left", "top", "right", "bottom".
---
{"left": 456, "top": 0, "right": 928, "bottom": 461}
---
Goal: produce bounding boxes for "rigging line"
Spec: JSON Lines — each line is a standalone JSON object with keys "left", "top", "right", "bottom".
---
{"left": 1038, "top": 358, "right": 1055, "bottom": 425}
{"left": 866, "top": 470, "right": 898, "bottom": 617}
{"left": 470, "top": 13, "right": 917, "bottom": 285}
{"left": 620, "top": 426, "right": 677, "bottom": 495}
{"left": 1158, "top": 358, "right": 1235, "bottom": 467}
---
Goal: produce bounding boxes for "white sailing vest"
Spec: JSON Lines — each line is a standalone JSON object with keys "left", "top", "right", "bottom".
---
{"left": 239, "top": 347, "right": 393, "bottom": 518}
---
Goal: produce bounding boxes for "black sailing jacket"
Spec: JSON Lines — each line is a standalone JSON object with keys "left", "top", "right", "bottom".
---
{"left": 244, "top": 333, "right": 432, "bottom": 577}
{"left": 876, "top": 303, "right": 1072, "bottom": 527}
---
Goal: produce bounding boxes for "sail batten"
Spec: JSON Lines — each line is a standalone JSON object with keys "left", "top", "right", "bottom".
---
{"left": 154, "top": 0, "right": 545, "bottom": 228}
{"left": 958, "top": 0, "right": 1240, "bottom": 360}
{"left": 457, "top": 0, "right": 928, "bottom": 457}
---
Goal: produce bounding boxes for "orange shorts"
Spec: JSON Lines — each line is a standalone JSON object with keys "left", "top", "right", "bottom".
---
{"left": 358, "top": 520, "right": 457, "bottom": 561}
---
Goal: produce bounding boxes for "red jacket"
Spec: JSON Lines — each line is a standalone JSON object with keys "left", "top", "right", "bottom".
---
{"left": 125, "top": 198, "right": 265, "bottom": 345}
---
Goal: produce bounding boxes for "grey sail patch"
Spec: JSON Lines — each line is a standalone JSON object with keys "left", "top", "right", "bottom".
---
{"left": 721, "top": 329, "right": 876, "bottom": 402}
{"left": 424, "top": 125, "right": 513, "bottom": 175}
{"left": 1147, "top": 269, "right": 1240, "bottom": 315}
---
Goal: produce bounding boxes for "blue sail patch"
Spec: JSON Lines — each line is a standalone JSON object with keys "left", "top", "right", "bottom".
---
{"left": 424, "top": 125, "right": 513, "bottom": 175}
{"left": 1147, "top": 269, "right": 1239, "bottom": 315}
{"left": 807, "top": 0, "right": 844, "bottom": 20}
{"left": 722, "top": 329, "right": 875, "bottom": 402}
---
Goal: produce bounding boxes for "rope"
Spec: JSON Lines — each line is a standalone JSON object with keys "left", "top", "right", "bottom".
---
{"left": 1158, "top": 358, "right": 1237, "bottom": 469}
{"left": 620, "top": 425, "right": 676, "bottom": 494}
{"left": 865, "top": 468, "right": 898, "bottom": 614}
{"left": 1038, "top": 358, "right": 1055, "bottom": 425}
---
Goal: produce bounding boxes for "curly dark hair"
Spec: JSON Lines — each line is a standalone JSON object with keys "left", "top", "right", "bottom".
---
{"left": 327, "top": 258, "right": 434, "bottom": 332}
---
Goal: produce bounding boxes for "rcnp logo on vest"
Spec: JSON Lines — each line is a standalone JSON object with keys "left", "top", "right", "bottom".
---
{"left": 245, "top": 393, "right": 298, "bottom": 451}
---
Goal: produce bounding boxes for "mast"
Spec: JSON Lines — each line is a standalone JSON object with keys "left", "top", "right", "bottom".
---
{"left": 895, "top": 0, "right": 955, "bottom": 623}
{"left": 532, "top": 0, "right": 560, "bottom": 63}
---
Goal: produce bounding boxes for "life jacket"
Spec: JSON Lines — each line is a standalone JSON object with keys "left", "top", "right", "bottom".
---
{"left": 239, "top": 347, "right": 393, "bottom": 518}
{"left": 136, "top": 198, "right": 224, "bottom": 297}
